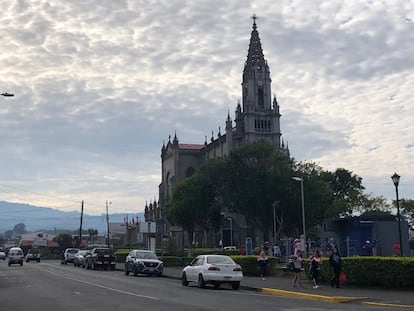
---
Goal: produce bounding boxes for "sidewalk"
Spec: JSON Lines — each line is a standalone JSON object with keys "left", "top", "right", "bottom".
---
{"left": 161, "top": 267, "right": 414, "bottom": 309}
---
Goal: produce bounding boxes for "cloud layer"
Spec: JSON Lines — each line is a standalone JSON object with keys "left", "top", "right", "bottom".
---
{"left": 1, "top": 0, "right": 413, "bottom": 214}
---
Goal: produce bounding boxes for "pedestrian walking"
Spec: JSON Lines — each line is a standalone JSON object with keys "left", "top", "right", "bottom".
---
{"left": 257, "top": 250, "right": 268, "bottom": 280}
{"left": 309, "top": 250, "right": 321, "bottom": 289}
{"left": 329, "top": 246, "right": 342, "bottom": 288}
{"left": 294, "top": 238, "right": 301, "bottom": 255}
{"left": 292, "top": 250, "right": 304, "bottom": 288}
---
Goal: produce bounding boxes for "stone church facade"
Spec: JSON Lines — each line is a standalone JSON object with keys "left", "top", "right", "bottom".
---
{"left": 145, "top": 16, "right": 289, "bottom": 249}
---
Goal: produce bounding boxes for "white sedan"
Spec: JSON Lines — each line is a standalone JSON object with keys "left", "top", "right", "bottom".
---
{"left": 181, "top": 254, "right": 243, "bottom": 290}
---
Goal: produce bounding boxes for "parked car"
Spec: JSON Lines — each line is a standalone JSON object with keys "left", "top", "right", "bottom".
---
{"left": 61, "top": 248, "right": 80, "bottom": 265}
{"left": 85, "top": 248, "right": 116, "bottom": 270}
{"left": 124, "top": 250, "right": 163, "bottom": 277}
{"left": 25, "top": 248, "right": 41, "bottom": 262}
{"left": 181, "top": 254, "right": 243, "bottom": 289}
{"left": 8, "top": 247, "right": 24, "bottom": 266}
{"left": 0, "top": 251, "right": 6, "bottom": 260}
{"left": 74, "top": 250, "right": 90, "bottom": 268}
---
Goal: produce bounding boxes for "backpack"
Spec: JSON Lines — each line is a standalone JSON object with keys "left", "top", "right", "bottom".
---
{"left": 287, "top": 258, "right": 295, "bottom": 271}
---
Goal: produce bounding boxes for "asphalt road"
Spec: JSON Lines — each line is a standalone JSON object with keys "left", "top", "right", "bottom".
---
{"left": 0, "top": 260, "right": 387, "bottom": 311}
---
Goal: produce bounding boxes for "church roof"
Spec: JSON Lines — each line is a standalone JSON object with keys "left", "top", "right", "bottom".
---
{"left": 178, "top": 144, "right": 204, "bottom": 150}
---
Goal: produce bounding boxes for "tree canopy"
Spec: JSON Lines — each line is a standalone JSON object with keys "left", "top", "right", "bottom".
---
{"left": 165, "top": 142, "right": 393, "bottom": 241}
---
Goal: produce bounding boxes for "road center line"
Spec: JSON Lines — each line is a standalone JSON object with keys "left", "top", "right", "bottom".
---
{"left": 40, "top": 267, "right": 159, "bottom": 300}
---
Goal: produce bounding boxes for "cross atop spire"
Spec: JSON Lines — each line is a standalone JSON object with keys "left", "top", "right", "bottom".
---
{"left": 251, "top": 13, "right": 258, "bottom": 30}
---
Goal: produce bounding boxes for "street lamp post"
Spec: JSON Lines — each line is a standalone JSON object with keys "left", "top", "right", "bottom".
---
{"left": 391, "top": 173, "right": 403, "bottom": 257}
{"left": 292, "top": 176, "right": 306, "bottom": 257}
{"left": 272, "top": 201, "right": 280, "bottom": 246}
{"left": 227, "top": 217, "right": 233, "bottom": 247}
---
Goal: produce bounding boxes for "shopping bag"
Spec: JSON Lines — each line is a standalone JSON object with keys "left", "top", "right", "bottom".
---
{"left": 339, "top": 272, "right": 347, "bottom": 284}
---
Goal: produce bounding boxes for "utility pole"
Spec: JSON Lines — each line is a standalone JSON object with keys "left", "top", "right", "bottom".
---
{"left": 79, "top": 200, "right": 84, "bottom": 248}
{"left": 106, "top": 200, "right": 111, "bottom": 248}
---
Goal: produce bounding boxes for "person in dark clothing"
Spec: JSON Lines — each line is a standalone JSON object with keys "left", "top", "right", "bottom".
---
{"left": 309, "top": 250, "right": 321, "bottom": 289}
{"left": 329, "top": 246, "right": 342, "bottom": 288}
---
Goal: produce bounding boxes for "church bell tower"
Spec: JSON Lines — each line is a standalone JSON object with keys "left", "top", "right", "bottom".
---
{"left": 237, "top": 14, "right": 283, "bottom": 148}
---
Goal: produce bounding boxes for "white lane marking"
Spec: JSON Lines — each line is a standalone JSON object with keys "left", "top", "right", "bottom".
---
{"left": 40, "top": 267, "right": 159, "bottom": 300}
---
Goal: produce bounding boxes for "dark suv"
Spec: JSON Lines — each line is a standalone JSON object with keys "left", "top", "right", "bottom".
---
{"left": 25, "top": 249, "right": 41, "bottom": 262}
{"left": 85, "top": 248, "right": 116, "bottom": 271}
{"left": 125, "top": 250, "right": 163, "bottom": 276}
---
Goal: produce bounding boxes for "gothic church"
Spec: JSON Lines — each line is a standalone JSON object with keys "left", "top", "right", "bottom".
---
{"left": 145, "top": 16, "right": 289, "bottom": 248}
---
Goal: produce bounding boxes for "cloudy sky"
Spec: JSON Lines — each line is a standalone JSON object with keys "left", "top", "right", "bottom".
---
{"left": 1, "top": 0, "right": 413, "bottom": 216}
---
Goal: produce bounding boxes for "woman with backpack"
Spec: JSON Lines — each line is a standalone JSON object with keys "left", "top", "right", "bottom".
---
{"left": 291, "top": 250, "right": 304, "bottom": 288}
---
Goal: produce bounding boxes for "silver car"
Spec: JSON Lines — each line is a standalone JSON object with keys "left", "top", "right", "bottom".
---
{"left": 181, "top": 254, "right": 243, "bottom": 290}
{"left": 8, "top": 247, "right": 24, "bottom": 266}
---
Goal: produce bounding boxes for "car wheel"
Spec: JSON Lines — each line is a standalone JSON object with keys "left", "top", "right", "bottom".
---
{"left": 214, "top": 283, "right": 220, "bottom": 289}
{"left": 20, "top": 262, "right": 23, "bottom": 266}
{"left": 125, "top": 265, "right": 130, "bottom": 276}
{"left": 231, "top": 281, "right": 240, "bottom": 290}
{"left": 8, "top": 262, "right": 11, "bottom": 266}
{"left": 197, "top": 274, "right": 206, "bottom": 288}
{"left": 37, "top": 259, "right": 40, "bottom": 263}
{"left": 92, "top": 263, "right": 96, "bottom": 270}
{"left": 111, "top": 265, "right": 115, "bottom": 271}
{"left": 181, "top": 272, "right": 189, "bottom": 286}
{"left": 133, "top": 266, "right": 138, "bottom": 276}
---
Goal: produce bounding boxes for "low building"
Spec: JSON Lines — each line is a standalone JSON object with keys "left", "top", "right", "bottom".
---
{"left": 320, "top": 215, "right": 410, "bottom": 257}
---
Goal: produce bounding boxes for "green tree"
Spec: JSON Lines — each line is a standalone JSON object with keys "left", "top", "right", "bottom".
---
{"left": 87, "top": 228, "right": 98, "bottom": 245}
{"left": 399, "top": 199, "right": 414, "bottom": 228}
{"left": 357, "top": 195, "right": 391, "bottom": 216}
{"left": 166, "top": 176, "right": 203, "bottom": 245}
{"left": 220, "top": 142, "right": 294, "bottom": 240}
{"left": 53, "top": 233, "right": 74, "bottom": 250}
{"left": 13, "top": 223, "right": 27, "bottom": 234}
{"left": 320, "top": 167, "right": 365, "bottom": 216}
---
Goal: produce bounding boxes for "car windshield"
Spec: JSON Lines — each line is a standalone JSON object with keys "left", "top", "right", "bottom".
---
{"left": 78, "top": 251, "right": 89, "bottom": 255}
{"left": 207, "top": 256, "right": 235, "bottom": 265}
{"left": 95, "top": 249, "right": 113, "bottom": 255}
{"left": 136, "top": 251, "right": 158, "bottom": 259}
{"left": 67, "top": 249, "right": 79, "bottom": 254}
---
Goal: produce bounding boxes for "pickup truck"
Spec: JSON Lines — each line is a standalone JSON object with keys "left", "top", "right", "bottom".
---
{"left": 61, "top": 248, "right": 80, "bottom": 265}
{"left": 85, "top": 248, "right": 116, "bottom": 271}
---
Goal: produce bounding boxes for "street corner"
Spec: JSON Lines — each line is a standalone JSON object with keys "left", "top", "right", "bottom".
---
{"left": 260, "top": 288, "right": 366, "bottom": 304}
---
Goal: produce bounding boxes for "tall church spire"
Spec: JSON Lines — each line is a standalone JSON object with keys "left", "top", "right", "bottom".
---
{"left": 237, "top": 14, "right": 283, "bottom": 149}
{"left": 242, "top": 14, "right": 272, "bottom": 112}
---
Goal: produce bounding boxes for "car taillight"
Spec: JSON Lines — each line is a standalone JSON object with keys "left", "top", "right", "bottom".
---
{"left": 233, "top": 267, "right": 242, "bottom": 272}
{"left": 208, "top": 266, "right": 221, "bottom": 271}
{"left": 95, "top": 254, "right": 99, "bottom": 260}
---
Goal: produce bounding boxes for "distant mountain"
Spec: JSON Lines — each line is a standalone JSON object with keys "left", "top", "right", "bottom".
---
{"left": 0, "top": 201, "right": 143, "bottom": 235}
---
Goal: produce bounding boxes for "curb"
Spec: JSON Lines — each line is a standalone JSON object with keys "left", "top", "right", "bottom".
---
{"left": 362, "top": 302, "right": 414, "bottom": 309}
{"left": 261, "top": 288, "right": 365, "bottom": 303}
